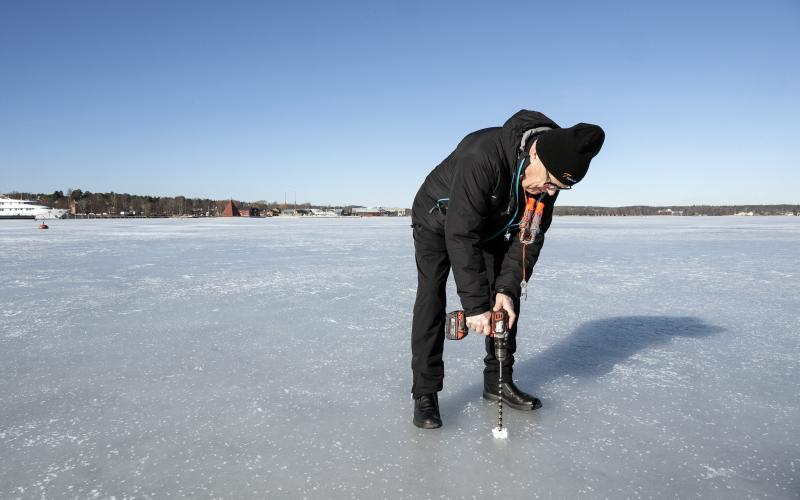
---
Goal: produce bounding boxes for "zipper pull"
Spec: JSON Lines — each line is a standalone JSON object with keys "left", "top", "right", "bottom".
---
{"left": 520, "top": 280, "right": 528, "bottom": 301}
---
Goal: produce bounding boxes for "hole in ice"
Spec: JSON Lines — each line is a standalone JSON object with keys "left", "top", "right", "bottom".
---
{"left": 492, "top": 427, "right": 508, "bottom": 439}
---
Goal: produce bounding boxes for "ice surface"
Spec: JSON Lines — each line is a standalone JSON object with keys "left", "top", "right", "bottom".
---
{"left": 1, "top": 216, "right": 799, "bottom": 498}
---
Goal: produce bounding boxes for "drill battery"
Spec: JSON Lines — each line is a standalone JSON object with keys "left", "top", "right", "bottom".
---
{"left": 445, "top": 310, "right": 468, "bottom": 340}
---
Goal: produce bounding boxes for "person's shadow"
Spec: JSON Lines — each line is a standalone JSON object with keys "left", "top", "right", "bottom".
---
{"left": 443, "top": 315, "right": 724, "bottom": 415}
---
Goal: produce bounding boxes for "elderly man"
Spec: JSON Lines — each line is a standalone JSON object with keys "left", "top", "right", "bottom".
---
{"left": 410, "top": 109, "right": 605, "bottom": 429}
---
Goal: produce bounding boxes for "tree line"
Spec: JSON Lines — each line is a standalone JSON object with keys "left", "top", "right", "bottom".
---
{"left": 5, "top": 190, "right": 798, "bottom": 217}
{"left": 6, "top": 189, "right": 321, "bottom": 217}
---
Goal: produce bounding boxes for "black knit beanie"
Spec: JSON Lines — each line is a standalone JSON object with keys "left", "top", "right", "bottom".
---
{"left": 536, "top": 123, "right": 605, "bottom": 185}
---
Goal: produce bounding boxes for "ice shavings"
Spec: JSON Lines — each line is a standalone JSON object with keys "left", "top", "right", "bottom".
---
{"left": 492, "top": 427, "right": 509, "bottom": 439}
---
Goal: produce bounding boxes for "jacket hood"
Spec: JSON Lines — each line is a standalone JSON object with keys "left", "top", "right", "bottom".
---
{"left": 500, "top": 110, "right": 560, "bottom": 170}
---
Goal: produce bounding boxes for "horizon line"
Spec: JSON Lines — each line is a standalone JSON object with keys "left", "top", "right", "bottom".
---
{"left": 2, "top": 191, "right": 799, "bottom": 208}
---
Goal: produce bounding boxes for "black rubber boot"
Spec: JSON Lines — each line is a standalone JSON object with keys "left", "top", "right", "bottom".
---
{"left": 413, "top": 393, "right": 442, "bottom": 429}
{"left": 483, "top": 381, "right": 542, "bottom": 411}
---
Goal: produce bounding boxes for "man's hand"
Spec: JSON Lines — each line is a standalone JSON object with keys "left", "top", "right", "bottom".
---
{"left": 466, "top": 311, "right": 492, "bottom": 336}
{"left": 493, "top": 293, "right": 517, "bottom": 330}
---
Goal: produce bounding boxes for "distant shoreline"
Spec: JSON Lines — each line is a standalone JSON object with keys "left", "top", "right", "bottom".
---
{"left": 4, "top": 190, "right": 798, "bottom": 218}
{"left": 553, "top": 205, "right": 799, "bottom": 216}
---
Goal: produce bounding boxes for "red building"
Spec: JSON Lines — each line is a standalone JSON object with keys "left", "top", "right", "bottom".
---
{"left": 221, "top": 200, "right": 240, "bottom": 217}
{"left": 221, "top": 200, "right": 260, "bottom": 217}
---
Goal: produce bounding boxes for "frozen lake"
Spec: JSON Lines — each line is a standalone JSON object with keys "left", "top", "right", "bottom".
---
{"left": 1, "top": 216, "right": 799, "bottom": 499}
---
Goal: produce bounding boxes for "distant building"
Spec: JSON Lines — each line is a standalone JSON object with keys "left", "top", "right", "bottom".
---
{"left": 350, "top": 207, "right": 410, "bottom": 216}
{"left": 222, "top": 200, "right": 241, "bottom": 217}
{"left": 239, "top": 207, "right": 260, "bottom": 217}
{"left": 351, "top": 207, "right": 385, "bottom": 217}
{"left": 309, "top": 209, "right": 337, "bottom": 217}
{"left": 382, "top": 207, "right": 411, "bottom": 216}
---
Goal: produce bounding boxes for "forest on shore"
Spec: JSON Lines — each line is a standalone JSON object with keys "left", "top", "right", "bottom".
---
{"left": 4, "top": 190, "right": 798, "bottom": 217}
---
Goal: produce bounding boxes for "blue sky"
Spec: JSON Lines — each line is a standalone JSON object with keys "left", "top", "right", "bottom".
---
{"left": 1, "top": 0, "right": 798, "bottom": 207}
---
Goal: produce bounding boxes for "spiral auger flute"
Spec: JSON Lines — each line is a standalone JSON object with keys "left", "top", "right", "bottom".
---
{"left": 491, "top": 311, "right": 509, "bottom": 439}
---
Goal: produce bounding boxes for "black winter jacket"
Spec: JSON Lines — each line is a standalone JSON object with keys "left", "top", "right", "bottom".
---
{"left": 411, "top": 110, "right": 561, "bottom": 316}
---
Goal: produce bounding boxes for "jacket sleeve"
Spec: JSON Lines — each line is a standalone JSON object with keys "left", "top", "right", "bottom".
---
{"left": 495, "top": 193, "right": 558, "bottom": 299}
{"left": 444, "top": 154, "right": 496, "bottom": 316}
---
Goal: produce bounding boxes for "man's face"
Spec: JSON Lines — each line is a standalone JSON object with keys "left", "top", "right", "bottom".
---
{"left": 520, "top": 140, "right": 570, "bottom": 196}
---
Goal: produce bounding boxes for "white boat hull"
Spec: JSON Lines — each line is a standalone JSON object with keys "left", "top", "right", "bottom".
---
{"left": 0, "top": 197, "right": 68, "bottom": 219}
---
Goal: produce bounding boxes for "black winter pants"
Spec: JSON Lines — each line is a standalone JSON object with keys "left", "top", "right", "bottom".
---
{"left": 411, "top": 224, "right": 520, "bottom": 399}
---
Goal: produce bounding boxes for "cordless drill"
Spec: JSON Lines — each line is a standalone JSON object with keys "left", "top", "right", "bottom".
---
{"left": 445, "top": 309, "right": 509, "bottom": 361}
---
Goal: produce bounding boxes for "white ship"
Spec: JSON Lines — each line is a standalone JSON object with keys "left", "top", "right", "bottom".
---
{"left": 0, "top": 196, "right": 68, "bottom": 219}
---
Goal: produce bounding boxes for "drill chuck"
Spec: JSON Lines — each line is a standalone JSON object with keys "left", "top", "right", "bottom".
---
{"left": 495, "top": 341, "right": 507, "bottom": 362}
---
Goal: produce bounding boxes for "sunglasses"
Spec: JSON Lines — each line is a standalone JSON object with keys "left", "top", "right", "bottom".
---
{"left": 544, "top": 170, "right": 572, "bottom": 191}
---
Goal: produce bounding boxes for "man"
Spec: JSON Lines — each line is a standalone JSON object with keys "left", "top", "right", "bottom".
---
{"left": 410, "top": 109, "right": 605, "bottom": 429}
